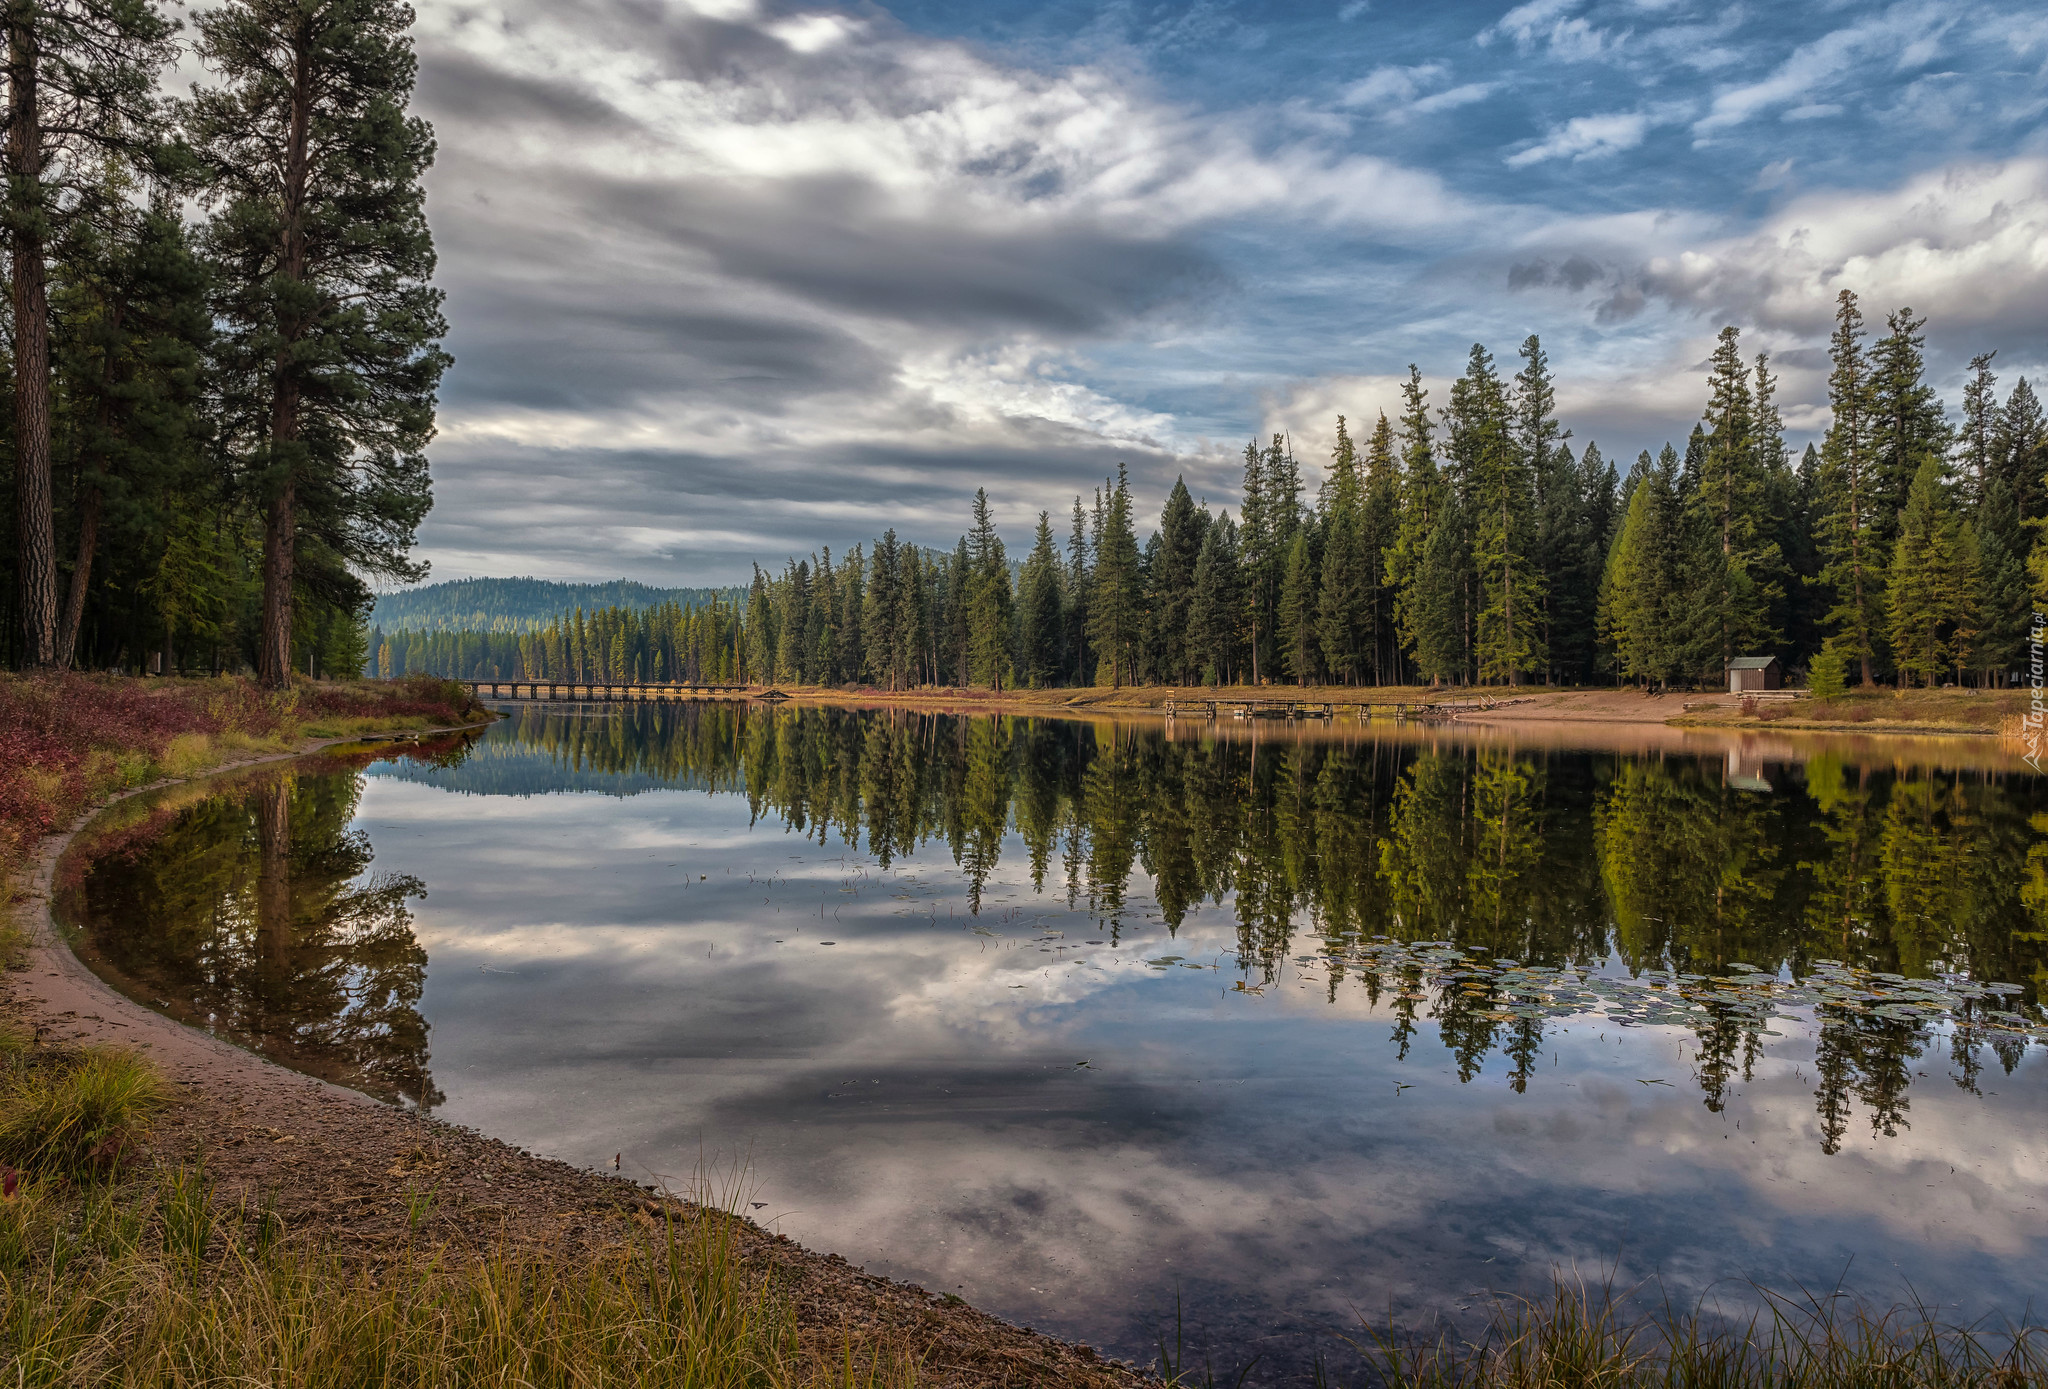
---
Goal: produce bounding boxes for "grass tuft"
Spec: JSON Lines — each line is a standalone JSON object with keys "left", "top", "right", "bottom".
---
{"left": 0, "top": 1047, "right": 169, "bottom": 1180}
{"left": 1360, "top": 1272, "right": 2048, "bottom": 1388}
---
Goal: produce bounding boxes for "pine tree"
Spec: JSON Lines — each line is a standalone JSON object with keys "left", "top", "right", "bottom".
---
{"left": 1868, "top": 307, "right": 1950, "bottom": 546}
{"left": 1237, "top": 438, "right": 1273, "bottom": 683}
{"left": 1412, "top": 490, "right": 1467, "bottom": 687}
{"left": 1064, "top": 496, "right": 1091, "bottom": 686}
{"left": 1388, "top": 365, "right": 1440, "bottom": 681}
{"left": 1189, "top": 511, "right": 1241, "bottom": 684}
{"left": 1149, "top": 477, "right": 1203, "bottom": 684}
{"left": 1456, "top": 343, "right": 1543, "bottom": 685}
{"left": 1087, "top": 465, "right": 1143, "bottom": 686}
{"left": 1018, "top": 512, "right": 1063, "bottom": 687}
{"left": 1278, "top": 530, "right": 1317, "bottom": 685}
{"left": 1817, "top": 290, "right": 1881, "bottom": 685}
{"left": 1957, "top": 353, "right": 2000, "bottom": 509}
{"left": 1887, "top": 455, "right": 1968, "bottom": 687}
{"left": 864, "top": 530, "right": 899, "bottom": 687}
{"left": 1599, "top": 450, "right": 1680, "bottom": 688}
{"left": 189, "top": 0, "right": 448, "bottom": 687}
{"left": 51, "top": 188, "right": 209, "bottom": 667}
{"left": 1516, "top": 335, "right": 1572, "bottom": 682}
{"left": 1361, "top": 411, "right": 1401, "bottom": 682}
{"left": 7, "top": 0, "right": 178, "bottom": 667}
{"left": 1683, "top": 327, "right": 1782, "bottom": 680}
{"left": 965, "top": 488, "right": 1012, "bottom": 689}
{"left": 1316, "top": 416, "right": 1368, "bottom": 683}
{"left": 1993, "top": 378, "right": 2045, "bottom": 524}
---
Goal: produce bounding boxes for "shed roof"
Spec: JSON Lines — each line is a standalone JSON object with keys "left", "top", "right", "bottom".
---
{"left": 1727, "top": 656, "right": 1778, "bottom": 669}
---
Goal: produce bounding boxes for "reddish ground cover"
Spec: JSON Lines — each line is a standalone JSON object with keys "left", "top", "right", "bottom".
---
{"left": 0, "top": 673, "right": 476, "bottom": 896}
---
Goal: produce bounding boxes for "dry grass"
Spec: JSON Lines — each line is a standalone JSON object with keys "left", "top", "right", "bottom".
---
{"left": 0, "top": 1045, "right": 913, "bottom": 1388}
{"left": 0, "top": 1048, "right": 169, "bottom": 1180}
{"left": 0, "top": 1192, "right": 915, "bottom": 1388}
{"left": 1356, "top": 1274, "right": 2048, "bottom": 1389}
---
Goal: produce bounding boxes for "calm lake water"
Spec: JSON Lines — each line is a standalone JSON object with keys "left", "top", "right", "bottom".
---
{"left": 58, "top": 703, "right": 2048, "bottom": 1382}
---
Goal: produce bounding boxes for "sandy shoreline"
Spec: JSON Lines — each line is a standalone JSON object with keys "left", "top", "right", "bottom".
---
{"left": 9, "top": 724, "right": 1149, "bottom": 1388}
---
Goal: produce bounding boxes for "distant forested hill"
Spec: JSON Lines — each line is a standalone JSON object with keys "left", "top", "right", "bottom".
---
{"left": 369, "top": 577, "right": 745, "bottom": 633}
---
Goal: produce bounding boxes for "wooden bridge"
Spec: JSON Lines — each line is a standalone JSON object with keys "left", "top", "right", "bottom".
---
{"left": 461, "top": 680, "right": 785, "bottom": 703}
{"left": 1163, "top": 695, "right": 1525, "bottom": 723}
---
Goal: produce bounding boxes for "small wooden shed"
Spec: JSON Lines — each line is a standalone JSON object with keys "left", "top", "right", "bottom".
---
{"left": 1726, "top": 655, "right": 1781, "bottom": 694}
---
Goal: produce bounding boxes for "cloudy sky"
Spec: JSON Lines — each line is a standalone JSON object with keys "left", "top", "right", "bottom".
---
{"left": 403, "top": 0, "right": 2048, "bottom": 585}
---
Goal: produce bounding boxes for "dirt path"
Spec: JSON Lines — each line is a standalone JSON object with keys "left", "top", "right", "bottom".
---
{"left": 8, "top": 732, "right": 1148, "bottom": 1388}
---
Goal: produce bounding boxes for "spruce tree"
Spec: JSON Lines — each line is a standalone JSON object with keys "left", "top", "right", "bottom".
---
{"left": 1087, "top": 465, "right": 1143, "bottom": 686}
{"left": 1361, "top": 411, "right": 1401, "bottom": 682}
{"left": 1189, "top": 511, "right": 1241, "bottom": 684}
{"left": 965, "top": 488, "right": 1012, "bottom": 688}
{"left": 1957, "top": 353, "right": 2000, "bottom": 508}
{"left": 1598, "top": 450, "right": 1680, "bottom": 688}
{"left": 864, "top": 530, "right": 899, "bottom": 687}
{"left": 1237, "top": 438, "right": 1273, "bottom": 682}
{"left": 1993, "top": 377, "right": 2045, "bottom": 524}
{"left": 1150, "top": 477, "right": 1203, "bottom": 684}
{"left": 1685, "top": 326, "right": 1781, "bottom": 679}
{"left": 1516, "top": 335, "right": 1571, "bottom": 681}
{"left": 1316, "top": 416, "right": 1368, "bottom": 683}
{"left": 1278, "top": 530, "right": 1317, "bottom": 685}
{"left": 7, "top": 0, "right": 177, "bottom": 667}
{"left": 1455, "top": 343, "right": 1543, "bottom": 685}
{"left": 1886, "top": 455, "right": 1968, "bottom": 687}
{"left": 1412, "top": 491, "right": 1467, "bottom": 687}
{"left": 1867, "top": 307, "right": 1949, "bottom": 546}
{"left": 188, "top": 0, "right": 447, "bottom": 687}
{"left": 1387, "top": 366, "right": 1440, "bottom": 680}
{"left": 1018, "top": 511, "right": 1063, "bottom": 687}
{"left": 1064, "top": 496, "right": 1091, "bottom": 685}
{"left": 1817, "top": 290, "right": 1881, "bottom": 684}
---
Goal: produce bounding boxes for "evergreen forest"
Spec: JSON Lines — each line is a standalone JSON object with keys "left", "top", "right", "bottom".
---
{"left": 0, "top": 0, "right": 444, "bottom": 685}
{"left": 723, "top": 309, "right": 2047, "bottom": 692}
{"left": 386, "top": 301, "right": 2047, "bottom": 692}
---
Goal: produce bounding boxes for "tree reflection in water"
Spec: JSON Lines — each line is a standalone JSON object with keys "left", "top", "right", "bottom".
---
{"left": 69, "top": 703, "right": 2048, "bottom": 1144}
{"left": 432, "top": 704, "right": 2045, "bottom": 1146}
{"left": 64, "top": 757, "right": 441, "bottom": 1108}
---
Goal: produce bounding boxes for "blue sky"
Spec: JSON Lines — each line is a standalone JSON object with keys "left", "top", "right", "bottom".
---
{"left": 404, "top": 0, "right": 2048, "bottom": 583}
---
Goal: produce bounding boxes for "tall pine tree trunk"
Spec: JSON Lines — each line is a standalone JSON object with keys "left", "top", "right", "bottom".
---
{"left": 55, "top": 477, "right": 101, "bottom": 669}
{"left": 259, "top": 36, "right": 313, "bottom": 688}
{"left": 7, "top": 9, "right": 55, "bottom": 669}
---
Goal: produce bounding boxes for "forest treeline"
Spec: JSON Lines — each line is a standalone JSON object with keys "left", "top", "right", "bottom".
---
{"left": 0, "top": 0, "right": 443, "bottom": 684}
{"left": 395, "top": 297, "right": 2045, "bottom": 690}
{"left": 729, "top": 300, "right": 2043, "bottom": 691}
{"left": 365, "top": 578, "right": 746, "bottom": 635}
{"left": 369, "top": 597, "right": 746, "bottom": 684}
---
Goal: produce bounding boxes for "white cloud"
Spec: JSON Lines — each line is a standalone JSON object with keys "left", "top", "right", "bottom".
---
{"left": 1341, "top": 62, "right": 1446, "bottom": 108}
{"left": 1410, "top": 82, "right": 1499, "bottom": 116}
{"left": 1631, "top": 157, "right": 2048, "bottom": 338}
{"left": 1693, "top": 2, "right": 1956, "bottom": 137}
{"left": 1506, "top": 111, "right": 1651, "bottom": 167}
{"left": 1480, "top": 0, "right": 1621, "bottom": 60}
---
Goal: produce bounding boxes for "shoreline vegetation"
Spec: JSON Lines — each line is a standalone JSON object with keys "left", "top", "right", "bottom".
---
{"left": 5, "top": 673, "right": 2046, "bottom": 1384}
{"left": 614, "top": 679, "right": 2030, "bottom": 739}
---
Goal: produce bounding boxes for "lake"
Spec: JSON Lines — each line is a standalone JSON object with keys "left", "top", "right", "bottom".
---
{"left": 57, "top": 702, "right": 2048, "bottom": 1382}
